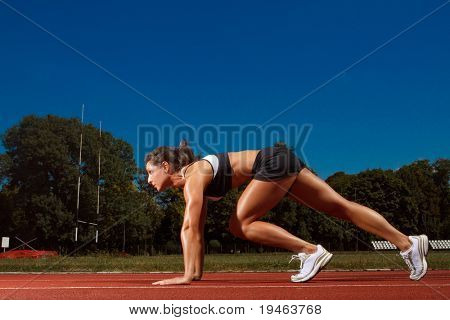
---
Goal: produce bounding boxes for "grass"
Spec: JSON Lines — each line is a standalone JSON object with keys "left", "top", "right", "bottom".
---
{"left": 0, "top": 251, "right": 449, "bottom": 273}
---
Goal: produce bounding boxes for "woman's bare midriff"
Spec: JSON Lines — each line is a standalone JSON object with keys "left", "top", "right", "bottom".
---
{"left": 227, "top": 150, "right": 260, "bottom": 188}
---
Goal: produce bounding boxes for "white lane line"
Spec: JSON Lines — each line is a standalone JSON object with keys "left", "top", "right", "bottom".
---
{"left": 0, "top": 275, "right": 448, "bottom": 282}
{"left": 1, "top": 277, "right": 446, "bottom": 282}
{"left": 0, "top": 284, "right": 449, "bottom": 290}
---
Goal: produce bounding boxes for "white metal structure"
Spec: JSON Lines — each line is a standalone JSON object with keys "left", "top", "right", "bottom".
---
{"left": 371, "top": 239, "right": 450, "bottom": 250}
{"left": 74, "top": 105, "right": 101, "bottom": 244}
{"left": 1, "top": 237, "right": 9, "bottom": 253}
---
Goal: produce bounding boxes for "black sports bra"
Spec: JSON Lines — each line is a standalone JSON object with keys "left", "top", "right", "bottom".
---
{"left": 181, "top": 153, "right": 233, "bottom": 201}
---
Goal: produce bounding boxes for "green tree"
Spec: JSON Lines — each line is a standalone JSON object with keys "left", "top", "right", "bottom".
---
{"left": 0, "top": 115, "right": 153, "bottom": 252}
{"left": 395, "top": 160, "right": 441, "bottom": 238}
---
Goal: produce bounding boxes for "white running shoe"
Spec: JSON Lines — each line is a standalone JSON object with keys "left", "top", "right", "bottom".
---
{"left": 289, "top": 244, "right": 333, "bottom": 283}
{"left": 400, "top": 235, "right": 429, "bottom": 281}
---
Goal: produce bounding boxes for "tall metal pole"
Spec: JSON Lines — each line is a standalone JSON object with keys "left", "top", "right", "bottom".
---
{"left": 75, "top": 104, "right": 84, "bottom": 242}
{"left": 96, "top": 121, "right": 102, "bottom": 244}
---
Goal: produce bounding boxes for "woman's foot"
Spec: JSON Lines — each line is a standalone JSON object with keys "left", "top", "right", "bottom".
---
{"left": 289, "top": 244, "right": 333, "bottom": 283}
{"left": 400, "top": 235, "right": 429, "bottom": 280}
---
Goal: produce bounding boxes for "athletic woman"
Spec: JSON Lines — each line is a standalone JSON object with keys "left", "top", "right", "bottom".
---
{"left": 146, "top": 141, "right": 428, "bottom": 285}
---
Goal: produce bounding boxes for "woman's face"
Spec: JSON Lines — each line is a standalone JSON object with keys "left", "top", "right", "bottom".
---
{"left": 146, "top": 161, "right": 171, "bottom": 192}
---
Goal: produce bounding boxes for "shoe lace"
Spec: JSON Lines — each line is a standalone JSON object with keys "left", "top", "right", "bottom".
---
{"left": 289, "top": 253, "right": 309, "bottom": 271}
{"left": 400, "top": 251, "right": 415, "bottom": 273}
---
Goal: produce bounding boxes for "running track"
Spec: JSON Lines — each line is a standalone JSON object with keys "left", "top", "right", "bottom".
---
{"left": 0, "top": 271, "right": 449, "bottom": 299}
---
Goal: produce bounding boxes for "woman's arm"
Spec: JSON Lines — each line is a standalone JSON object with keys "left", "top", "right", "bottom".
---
{"left": 180, "top": 191, "right": 204, "bottom": 280}
{"left": 153, "top": 172, "right": 209, "bottom": 286}
{"left": 193, "top": 198, "right": 208, "bottom": 280}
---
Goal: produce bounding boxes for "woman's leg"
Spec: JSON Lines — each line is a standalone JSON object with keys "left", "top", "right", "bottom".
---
{"left": 286, "top": 168, "right": 412, "bottom": 251}
{"left": 229, "top": 175, "right": 317, "bottom": 253}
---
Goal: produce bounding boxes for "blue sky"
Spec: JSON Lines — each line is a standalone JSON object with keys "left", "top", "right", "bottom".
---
{"left": 1, "top": 0, "right": 449, "bottom": 178}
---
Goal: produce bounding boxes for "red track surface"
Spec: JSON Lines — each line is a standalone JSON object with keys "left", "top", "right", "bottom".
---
{"left": 0, "top": 270, "right": 449, "bottom": 299}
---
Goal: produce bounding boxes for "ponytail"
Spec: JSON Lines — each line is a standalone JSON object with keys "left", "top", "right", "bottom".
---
{"left": 144, "top": 140, "right": 195, "bottom": 172}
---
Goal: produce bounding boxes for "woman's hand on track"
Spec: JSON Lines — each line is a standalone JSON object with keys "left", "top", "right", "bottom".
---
{"left": 152, "top": 276, "right": 192, "bottom": 286}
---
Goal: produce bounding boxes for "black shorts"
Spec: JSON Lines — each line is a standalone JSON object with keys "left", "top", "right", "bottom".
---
{"left": 251, "top": 146, "right": 306, "bottom": 181}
